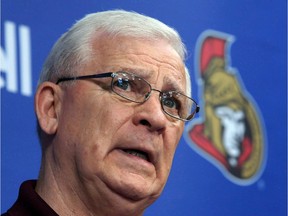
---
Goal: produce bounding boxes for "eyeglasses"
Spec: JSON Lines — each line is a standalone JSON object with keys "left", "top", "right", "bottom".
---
{"left": 56, "top": 71, "right": 200, "bottom": 121}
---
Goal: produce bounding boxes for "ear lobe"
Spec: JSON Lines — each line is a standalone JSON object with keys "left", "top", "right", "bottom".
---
{"left": 35, "top": 82, "right": 62, "bottom": 135}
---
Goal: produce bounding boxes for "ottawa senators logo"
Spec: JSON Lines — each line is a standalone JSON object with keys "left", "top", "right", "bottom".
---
{"left": 185, "top": 30, "right": 266, "bottom": 185}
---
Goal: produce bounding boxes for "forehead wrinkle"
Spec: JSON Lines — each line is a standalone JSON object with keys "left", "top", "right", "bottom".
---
{"left": 108, "top": 51, "right": 182, "bottom": 71}
{"left": 137, "top": 53, "right": 183, "bottom": 71}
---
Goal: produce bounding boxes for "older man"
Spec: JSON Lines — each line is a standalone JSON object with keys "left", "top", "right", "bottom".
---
{"left": 3, "top": 10, "right": 199, "bottom": 216}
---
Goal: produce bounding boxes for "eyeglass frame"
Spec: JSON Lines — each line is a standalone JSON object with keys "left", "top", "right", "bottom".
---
{"left": 56, "top": 71, "right": 200, "bottom": 121}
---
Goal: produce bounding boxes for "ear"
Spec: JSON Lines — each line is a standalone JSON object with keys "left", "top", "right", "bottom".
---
{"left": 35, "top": 82, "right": 62, "bottom": 135}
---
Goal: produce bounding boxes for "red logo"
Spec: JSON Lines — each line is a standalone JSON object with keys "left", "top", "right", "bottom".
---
{"left": 186, "top": 30, "right": 266, "bottom": 185}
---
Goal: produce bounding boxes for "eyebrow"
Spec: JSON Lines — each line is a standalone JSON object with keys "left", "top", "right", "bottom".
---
{"left": 163, "top": 76, "right": 185, "bottom": 94}
{"left": 120, "top": 67, "right": 151, "bottom": 78}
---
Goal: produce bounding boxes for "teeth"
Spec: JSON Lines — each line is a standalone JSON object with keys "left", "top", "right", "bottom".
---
{"left": 124, "top": 149, "right": 149, "bottom": 161}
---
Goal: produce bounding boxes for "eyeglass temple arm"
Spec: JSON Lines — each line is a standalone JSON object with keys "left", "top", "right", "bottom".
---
{"left": 56, "top": 72, "right": 113, "bottom": 84}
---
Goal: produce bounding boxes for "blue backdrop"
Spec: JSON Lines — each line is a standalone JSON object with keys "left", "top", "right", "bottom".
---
{"left": 1, "top": 1, "right": 287, "bottom": 215}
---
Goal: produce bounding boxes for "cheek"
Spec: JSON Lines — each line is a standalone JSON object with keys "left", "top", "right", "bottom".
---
{"left": 163, "top": 124, "right": 184, "bottom": 166}
{"left": 60, "top": 90, "right": 127, "bottom": 140}
{"left": 59, "top": 92, "right": 134, "bottom": 171}
{"left": 74, "top": 140, "right": 106, "bottom": 182}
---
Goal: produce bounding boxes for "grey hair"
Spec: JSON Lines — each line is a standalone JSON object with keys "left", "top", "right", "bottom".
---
{"left": 38, "top": 10, "right": 191, "bottom": 95}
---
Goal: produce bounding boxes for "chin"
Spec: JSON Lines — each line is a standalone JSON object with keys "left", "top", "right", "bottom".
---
{"left": 116, "top": 182, "right": 154, "bottom": 201}
{"left": 106, "top": 174, "right": 162, "bottom": 203}
{"left": 103, "top": 181, "right": 160, "bottom": 216}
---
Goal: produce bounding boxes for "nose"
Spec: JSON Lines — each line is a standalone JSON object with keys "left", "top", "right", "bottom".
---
{"left": 132, "top": 92, "right": 167, "bottom": 133}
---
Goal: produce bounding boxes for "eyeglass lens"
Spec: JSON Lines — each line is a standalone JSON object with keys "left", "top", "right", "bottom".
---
{"left": 111, "top": 72, "right": 197, "bottom": 120}
{"left": 112, "top": 72, "right": 151, "bottom": 102}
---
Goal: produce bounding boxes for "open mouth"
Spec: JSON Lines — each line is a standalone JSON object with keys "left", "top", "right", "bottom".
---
{"left": 123, "top": 149, "right": 150, "bottom": 162}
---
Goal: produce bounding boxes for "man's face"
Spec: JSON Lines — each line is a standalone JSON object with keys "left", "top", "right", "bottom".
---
{"left": 55, "top": 36, "right": 186, "bottom": 210}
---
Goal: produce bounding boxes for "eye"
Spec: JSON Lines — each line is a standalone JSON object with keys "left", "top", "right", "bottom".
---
{"left": 162, "top": 96, "right": 179, "bottom": 109}
{"left": 114, "top": 78, "right": 131, "bottom": 91}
